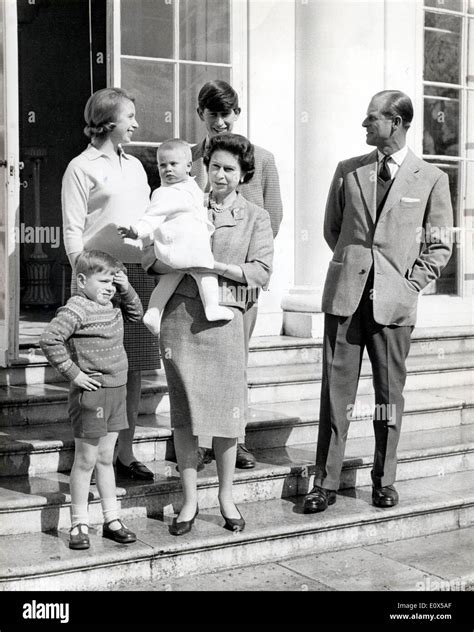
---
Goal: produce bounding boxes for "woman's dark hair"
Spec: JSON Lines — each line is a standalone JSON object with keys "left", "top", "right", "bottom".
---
{"left": 83, "top": 87, "right": 135, "bottom": 139}
{"left": 203, "top": 133, "right": 255, "bottom": 184}
{"left": 197, "top": 80, "right": 240, "bottom": 114}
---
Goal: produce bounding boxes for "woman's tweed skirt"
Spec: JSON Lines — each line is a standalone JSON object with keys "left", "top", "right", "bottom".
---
{"left": 160, "top": 287, "right": 246, "bottom": 439}
{"left": 70, "top": 263, "right": 160, "bottom": 372}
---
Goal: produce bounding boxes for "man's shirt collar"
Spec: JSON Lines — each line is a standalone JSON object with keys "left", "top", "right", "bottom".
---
{"left": 377, "top": 145, "right": 408, "bottom": 166}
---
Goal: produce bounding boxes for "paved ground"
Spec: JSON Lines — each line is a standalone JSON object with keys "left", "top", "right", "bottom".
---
{"left": 115, "top": 526, "right": 473, "bottom": 592}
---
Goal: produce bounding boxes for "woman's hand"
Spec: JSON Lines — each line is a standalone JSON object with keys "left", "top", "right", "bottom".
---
{"left": 181, "top": 261, "right": 245, "bottom": 282}
{"left": 179, "top": 266, "right": 218, "bottom": 275}
{"left": 117, "top": 225, "right": 138, "bottom": 240}
{"left": 73, "top": 371, "right": 102, "bottom": 391}
{"left": 113, "top": 269, "right": 130, "bottom": 292}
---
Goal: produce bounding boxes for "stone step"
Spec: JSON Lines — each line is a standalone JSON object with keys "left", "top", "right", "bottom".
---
{"left": 247, "top": 385, "right": 474, "bottom": 448}
{"left": 1, "top": 387, "right": 472, "bottom": 478}
{"left": 1, "top": 350, "right": 472, "bottom": 427}
{"left": 4, "top": 326, "right": 474, "bottom": 386}
{"left": 1, "top": 469, "right": 472, "bottom": 590}
{"left": 113, "top": 525, "right": 474, "bottom": 591}
{"left": 247, "top": 352, "right": 474, "bottom": 404}
{"left": 1, "top": 423, "right": 473, "bottom": 535}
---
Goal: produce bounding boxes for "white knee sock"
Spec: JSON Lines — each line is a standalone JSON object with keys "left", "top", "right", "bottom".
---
{"left": 70, "top": 503, "right": 89, "bottom": 528}
{"left": 101, "top": 497, "right": 120, "bottom": 527}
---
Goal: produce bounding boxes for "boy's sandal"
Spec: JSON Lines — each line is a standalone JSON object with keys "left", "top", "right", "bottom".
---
{"left": 102, "top": 519, "right": 137, "bottom": 544}
{"left": 69, "top": 523, "right": 90, "bottom": 550}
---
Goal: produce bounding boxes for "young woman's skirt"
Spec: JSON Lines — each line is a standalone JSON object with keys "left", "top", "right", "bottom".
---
{"left": 160, "top": 286, "right": 246, "bottom": 439}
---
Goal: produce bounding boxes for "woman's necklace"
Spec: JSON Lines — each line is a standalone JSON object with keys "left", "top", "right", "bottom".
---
{"left": 209, "top": 193, "right": 237, "bottom": 213}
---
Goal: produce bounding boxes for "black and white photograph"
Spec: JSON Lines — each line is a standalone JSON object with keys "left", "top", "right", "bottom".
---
{"left": 0, "top": 0, "right": 472, "bottom": 627}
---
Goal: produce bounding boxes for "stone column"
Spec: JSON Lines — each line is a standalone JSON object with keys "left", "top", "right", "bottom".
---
{"left": 282, "top": 0, "right": 385, "bottom": 338}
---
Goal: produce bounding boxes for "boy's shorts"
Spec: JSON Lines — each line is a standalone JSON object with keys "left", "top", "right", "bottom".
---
{"left": 68, "top": 384, "right": 128, "bottom": 439}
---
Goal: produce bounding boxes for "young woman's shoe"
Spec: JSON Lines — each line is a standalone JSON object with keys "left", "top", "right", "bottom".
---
{"left": 169, "top": 506, "right": 199, "bottom": 536}
{"left": 69, "top": 523, "right": 90, "bottom": 550}
{"left": 102, "top": 519, "right": 136, "bottom": 544}
{"left": 220, "top": 506, "right": 245, "bottom": 532}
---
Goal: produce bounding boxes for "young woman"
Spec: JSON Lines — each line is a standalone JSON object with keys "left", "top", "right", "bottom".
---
{"left": 62, "top": 87, "right": 159, "bottom": 481}
{"left": 153, "top": 133, "right": 274, "bottom": 535}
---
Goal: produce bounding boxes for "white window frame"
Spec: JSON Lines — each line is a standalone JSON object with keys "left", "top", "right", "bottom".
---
{"left": 108, "top": 0, "right": 248, "bottom": 148}
{"left": 422, "top": 0, "right": 474, "bottom": 297}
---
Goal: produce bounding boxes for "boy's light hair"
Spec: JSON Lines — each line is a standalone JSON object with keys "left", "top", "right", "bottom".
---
{"left": 157, "top": 138, "right": 192, "bottom": 163}
{"left": 75, "top": 249, "right": 125, "bottom": 277}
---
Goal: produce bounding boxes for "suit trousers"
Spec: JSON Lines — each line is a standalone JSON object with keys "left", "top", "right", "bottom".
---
{"left": 314, "top": 279, "right": 412, "bottom": 490}
{"left": 200, "top": 301, "right": 258, "bottom": 448}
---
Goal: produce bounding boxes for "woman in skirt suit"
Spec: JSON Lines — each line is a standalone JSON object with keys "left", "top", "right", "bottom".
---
{"left": 151, "top": 133, "right": 274, "bottom": 535}
{"left": 62, "top": 87, "right": 159, "bottom": 481}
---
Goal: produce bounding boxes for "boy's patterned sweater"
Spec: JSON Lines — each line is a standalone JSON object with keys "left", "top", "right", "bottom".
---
{"left": 39, "top": 286, "right": 143, "bottom": 387}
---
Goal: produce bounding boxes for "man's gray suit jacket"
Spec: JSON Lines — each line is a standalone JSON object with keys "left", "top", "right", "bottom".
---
{"left": 321, "top": 149, "right": 453, "bottom": 326}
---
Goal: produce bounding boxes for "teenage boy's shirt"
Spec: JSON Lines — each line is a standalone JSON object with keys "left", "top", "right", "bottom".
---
{"left": 39, "top": 286, "right": 143, "bottom": 387}
{"left": 191, "top": 140, "right": 283, "bottom": 238}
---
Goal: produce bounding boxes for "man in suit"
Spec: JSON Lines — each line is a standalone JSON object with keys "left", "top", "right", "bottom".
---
{"left": 192, "top": 80, "right": 283, "bottom": 470}
{"left": 303, "top": 90, "right": 453, "bottom": 513}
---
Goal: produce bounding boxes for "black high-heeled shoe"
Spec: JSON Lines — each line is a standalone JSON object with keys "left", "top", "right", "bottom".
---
{"left": 169, "top": 506, "right": 199, "bottom": 536}
{"left": 220, "top": 506, "right": 245, "bottom": 532}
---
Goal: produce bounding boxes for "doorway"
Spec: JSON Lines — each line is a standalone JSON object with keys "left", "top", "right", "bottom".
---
{"left": 17, "top": 0, "right": 106, "bottom": 345}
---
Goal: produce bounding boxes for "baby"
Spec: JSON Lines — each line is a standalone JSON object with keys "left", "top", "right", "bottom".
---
{"left": 118, "top": 139, "right": 233, "bottom": 335}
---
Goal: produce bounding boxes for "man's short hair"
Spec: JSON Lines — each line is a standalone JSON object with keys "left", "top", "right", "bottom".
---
{"left": 375, "top": 90, "right": 414, "bottom": 129}
{"left": 197, "top": 80, "right": 239, "bottom": 113}
{"left": 75, "top": 250, "right": 124, "bottom": 277}
{"left": 157, "top": 138, "right": 192, "bottom": 163}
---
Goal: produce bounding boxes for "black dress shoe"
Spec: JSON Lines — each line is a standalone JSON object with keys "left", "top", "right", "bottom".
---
{"left": 116, "top": 458, "right": 154, "bottom": 481}
{"left": 69, "top": 523, "right": 90, "bottom": 550}
{"left": 236, "top": 443, "right": 256, "bottom": 469}
{"left": 169, "top": 506, "right": 199, "bottom": 536}
{"left": 303, "top": 486, "right": 337, "bottom": 513}
{"left": 372, "top": 485, "right": 399, "bottom": 507}
{"left": 175, "top": 447, "right": 214, "bottom": 473}
{"left": 220, "top": 506, "right": 245, "bottom": 532}
{"left": 102, "top": 519, "right": 137, "bottom": 544}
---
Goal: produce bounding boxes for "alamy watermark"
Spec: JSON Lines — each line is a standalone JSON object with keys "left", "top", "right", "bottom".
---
{"left": 416, "top": 224, "right": 473, "bottom": 248}
{"left": 219, "top": 281, "right": 260, "bottom": 305}
{"left": 14, "top": 223, "right": 61, "bottom": 248}
{"left": 416, "top": 576, "right": 467, "bottom": 591}
{"left": 347, "top": 402, "right": 397, "bottom": 424}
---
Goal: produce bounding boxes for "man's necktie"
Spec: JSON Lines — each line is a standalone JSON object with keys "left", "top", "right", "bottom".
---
{"left": 379, "top": 155, "right": 392, "bottom": 182}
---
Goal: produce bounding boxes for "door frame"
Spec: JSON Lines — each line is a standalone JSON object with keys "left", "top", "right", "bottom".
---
{"left": 1, "top": 0, "right": 20, "bottom": 366}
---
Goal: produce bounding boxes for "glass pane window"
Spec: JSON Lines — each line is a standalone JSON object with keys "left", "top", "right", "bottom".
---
{"left": 121, "top": 0, "right": 173, "bottom": 59}
{"left": 179, "top": 64, "right": 231, "bottom": 143}
{"left": 121, "top": 59, "right": 174, "bottom": 142}
{"left": 467, "top": 91, "right": 474, "bottom": 160}
{"left": 425, "top": 0, "right": 463, "bottom": 10}
{"left": 423, "top": 93, "right": 460, "bottom": 155}
{"left": 120, "top": 0, "right": 233, "bottom": 148}
{"left": 424, "top": 12, "right": 462, "bottom": 84}
{"left": 180, "top": 0, "right": 230, "bottom": 64}
{"left": 468, "top": 18, "right": 474, "bottom": 86}
{"left": 423, "top": 161, "right": 459, "bottom": 294}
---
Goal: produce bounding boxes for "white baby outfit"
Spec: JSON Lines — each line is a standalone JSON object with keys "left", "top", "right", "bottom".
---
{"left": 130, "top": 177, "right": 233, "bottom": 333}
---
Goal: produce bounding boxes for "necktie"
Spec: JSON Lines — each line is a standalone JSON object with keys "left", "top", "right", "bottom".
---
{"left": 379, "top": 155, "right": 392, "bottom": 182}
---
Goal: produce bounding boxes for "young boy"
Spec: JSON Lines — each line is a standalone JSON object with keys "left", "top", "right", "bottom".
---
{"left": 39, "top": 250, "right": 143, "bottom": 550}
{"left": 118, "top": 138, "right": 233, "bottom": 335}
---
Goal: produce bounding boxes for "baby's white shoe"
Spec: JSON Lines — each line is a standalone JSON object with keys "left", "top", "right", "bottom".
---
{"left": 204, "top": 306, "right": 234, "bottom": 322}
{"left": 143, "top": 309, "right": 161, "bottom": 336}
